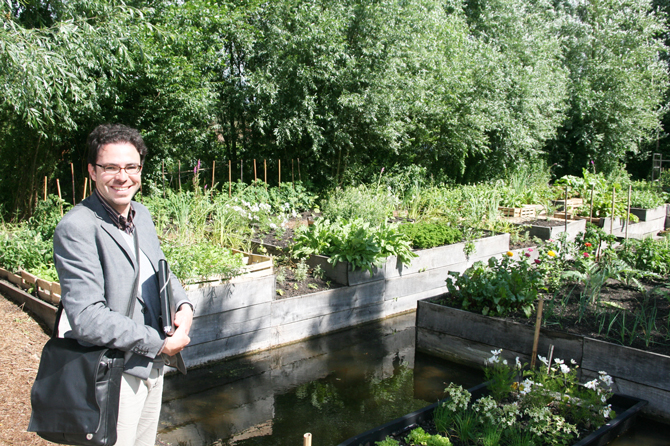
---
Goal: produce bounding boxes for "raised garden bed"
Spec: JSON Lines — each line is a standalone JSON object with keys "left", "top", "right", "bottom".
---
{"left": 520, "top": 217, "right": 586, "bottom": 241}
{"left": 336, "top": 381, "right": 646, "bottom": 446}
{"left": 416, "top": 298, "right": 670, "bottom": 420}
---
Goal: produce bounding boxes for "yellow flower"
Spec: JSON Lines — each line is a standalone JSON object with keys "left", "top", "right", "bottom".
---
{"left": 506, "top": 251, "right": 514, "bottom": 257}
{"left": 548, "top": 250, "right": 556, "bottom": 257}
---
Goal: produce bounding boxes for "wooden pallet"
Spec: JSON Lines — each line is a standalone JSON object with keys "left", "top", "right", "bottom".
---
{"left": 498, "top": 206, "right": 536, "bottom": 218}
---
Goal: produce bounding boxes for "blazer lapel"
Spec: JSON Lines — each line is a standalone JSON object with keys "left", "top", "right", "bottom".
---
{"left": 88, "top": 194, "right": 139, "bottom": 273}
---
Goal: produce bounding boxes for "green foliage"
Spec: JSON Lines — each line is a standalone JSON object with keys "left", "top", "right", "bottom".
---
{"left": 321, "top": 185, "right": 396, "bottom": 227}
{"left": 617, "top": 237, "right": 670, "bottom": 276}
{"left": 161, "top": 239, "right": 244, "bottom": 283}
{"left": 292, "top": 218, "right": 417, "bottom": 274}
{"left": 398, "top": 222, "right": 463, "bottom": 250}
{"left": 446, "top": 253, "right": 542, "bottom": 317}
{"left": 0, "top": 224, "right": 55, "bottom": 276}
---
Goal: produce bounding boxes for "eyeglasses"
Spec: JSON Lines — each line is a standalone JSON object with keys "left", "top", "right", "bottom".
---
{"left": 95, "top": 164, "right": 143, "bottom": 175}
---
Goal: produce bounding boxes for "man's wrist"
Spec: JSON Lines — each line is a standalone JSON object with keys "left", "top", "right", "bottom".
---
{"left": 178, "top": 302, "right": 194, "bottom": 312}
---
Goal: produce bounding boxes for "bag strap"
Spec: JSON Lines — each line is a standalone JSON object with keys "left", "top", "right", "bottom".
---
{"left": 53, "top": 231, "right": 142, "bottom": 337}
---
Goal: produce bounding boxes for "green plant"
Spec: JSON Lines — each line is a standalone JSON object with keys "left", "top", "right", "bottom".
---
{"left": 294, "top": 259, "right": 309, "bottom": 282}
{"left": 483, "top": 350, "right": 521, "bottom": 402}
{"left": 397, "top": 222, "right": 463, "bottom": 250}
{"left": 321, "top": 185, "right": 397, "bottom": 227}
{"left": 445, "top": 252, "right": 542, "bottom": 317}
{"left": 161, "top": 239, "right": 245, "bottom": 283}
{"left": 292, "top": 218, "right": 417, "bottom": 274}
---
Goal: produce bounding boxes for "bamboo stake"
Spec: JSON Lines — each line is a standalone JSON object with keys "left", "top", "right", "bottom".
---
{"left": 564, "top": 185, "right": 568, "bottom": 233}
{"left": 264, "top": 159, "right": 267, "bottom": 190}
{"left": 610, "top": 187, "right": 616, "bottom": 235}
{"left": 303, "top": 433, "right": 312, "bottom": 446}
{"left": 228, "top": 160, "right": 232, "bottom": 198}
{"left": 71, "top": 163, "right": 76, "bottom": 205}
{"left": 589, "top": 185, "right": 594, "bottom": 222}
{"left": 278, "top": 159, "right": 281, "bottom": 188}
{"left": 212, "top": 161, "right": 216, "bottom": 189}
{"left": 56, "top": 179, "right": 63, "bottom": 217}
{"left": 298, "top": 158, "right": 301, "bottom": 182}
{"left": 240, "top": 159, "right": 243, "bottom": 183}
{"left": 546, "top": 345, "right": 555, "bottom": 375}
{"left": 626, "top": 185, "right": 631, "bottom": 240}
{"left": 254, "top": 159, "right": 257, "bottom": 181}
{"left": 292, "top": 159, "right": 295, "bottom": 189}
{"left": 162, "top": 160, "right": 166, "bottom": 199}
{"left": 43, "top": 176, "right": 47, "bottom": 201}
{"left": 530, "top": 297, "right": 544, "bottom": 369}
{"left": 178, "top": 161, "right": 182, "bottom": 192}
{"left": 83, "top": 178, "right": 88, "bottom": 201}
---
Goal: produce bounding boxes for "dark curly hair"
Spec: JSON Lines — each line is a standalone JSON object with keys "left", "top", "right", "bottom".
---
{"left": 87, "top": 124, "right": 148, "bottom": 166}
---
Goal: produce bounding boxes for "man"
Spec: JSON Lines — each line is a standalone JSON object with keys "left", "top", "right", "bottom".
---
{"left": 53, "top": 124, "right": 193, "bottom": 445}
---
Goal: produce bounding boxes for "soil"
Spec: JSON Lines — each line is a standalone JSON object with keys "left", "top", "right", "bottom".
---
{"left": 0, "top": 291, "right": 54, "bottom": 446}
{"left": 524, "top": 218, "right": 570, "bottom": 227}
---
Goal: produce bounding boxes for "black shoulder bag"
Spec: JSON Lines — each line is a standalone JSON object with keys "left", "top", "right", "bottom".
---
{"left": 28, "top": 233, "right": 141, "bottom": 446}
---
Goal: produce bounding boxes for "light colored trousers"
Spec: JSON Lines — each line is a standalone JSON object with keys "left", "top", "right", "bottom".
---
{"left": 114, "top": 368, "right": 164, "bottom": 446}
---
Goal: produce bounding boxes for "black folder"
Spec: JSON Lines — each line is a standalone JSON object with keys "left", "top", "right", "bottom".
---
{"left": 158, "top": 259, "right": 176, "bottom": 336}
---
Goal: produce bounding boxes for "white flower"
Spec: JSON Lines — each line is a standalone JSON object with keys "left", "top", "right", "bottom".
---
{"left": 538, "top": 355, "right": 548, "bottom": 366}
{"left": 599, "top": 372, "right": 614, "bottom": 387}
{"left": 269, "top": 223, "right": 277, "bottom": 229}
{"left": 570, "top": 359, "right": 577, "bottom": 365}
{"left": 515, "top": 357, "right": 522, "bottom": 369}
{"left": 554, "top": 358, "right": 564, "bottom": 365}
{"left": 503, "top": 359, "right": 508, "bottom": 365}
{"left": 560, "top": 364, "right": 570, "bottom": 374}
{"left": 584, "top": 379, "right": 599, "bottom": 391}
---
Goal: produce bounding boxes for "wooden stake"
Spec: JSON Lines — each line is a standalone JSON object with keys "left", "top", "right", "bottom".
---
{"left": 625, "top": 185, "right": 631, "bottom": 240}
{"left": 83, "top": 178, "right": 88, "bottom": 200}
{"left": 264, "top": 159, "right": 267, "bottom": 190}
{"left": 178, "top": 161, "right": 182, "bottom": 192}
{"left": 530, "top": 297, "right": 544, "bottom": 369}
{"left": 56, "top": 179, "right": 63, "bottom": 217}
{"left": 589, "top": 185, "right": 594, "bottom": 222}
{"left": 71, "top": 163, "right": 76, "bottom": 205}
{"left": 278, "top": 159, "right": 281, "bottom": 188}
{"left": 254, "top": 159, "right": 257, "bottom": 182}
{"left": 161, "top": 160, "right": 165, "bottom": 199}
{"left": 298, "top": 158, "right": 301, "bottom": 182}
{"left": 43, "top": 176, "right": 47, "bottom": 201}
{"left": 546, "top": 345, "right": 555, "bottom": 375}
{"left": 212, "top": 161, "right": 216, "bottom": 189}
{"left": 303, "top": 433, "right": 312, "bottom": 446}
{"left": 228, "top": 160, "right": 232, "bottom": 198}
{"left": 610, "top": 187, "right": 616, "bottom": 235}
{"left": 240, "top": 159, "right": 243, "bottom": 183}
{"left": 564, "top": 185, "right": 568, "bottom": 234}
{"left": 292, "top": 159, "right": 295, "bottom": 189}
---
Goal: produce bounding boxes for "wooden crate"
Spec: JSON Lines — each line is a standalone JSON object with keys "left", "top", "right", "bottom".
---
{"left": 498, "top": 206, "right": 536, "bottom": 219}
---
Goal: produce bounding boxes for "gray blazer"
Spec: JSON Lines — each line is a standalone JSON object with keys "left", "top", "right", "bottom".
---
{"left": 53, "top": 193, "right": 190, "bottom": 378}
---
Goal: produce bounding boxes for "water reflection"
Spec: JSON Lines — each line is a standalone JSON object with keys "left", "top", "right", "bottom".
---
{"left": 158, "top": 312, "right": 484, "bottom": 446}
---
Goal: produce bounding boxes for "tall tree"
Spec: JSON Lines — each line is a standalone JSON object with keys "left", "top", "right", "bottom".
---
{"left": 548, "top": 0, "right": 668, "bottom": 176}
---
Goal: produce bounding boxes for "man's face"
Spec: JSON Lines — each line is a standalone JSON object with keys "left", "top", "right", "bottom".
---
{"left": 87, "top": 142, "right": 142, "bottom": 216}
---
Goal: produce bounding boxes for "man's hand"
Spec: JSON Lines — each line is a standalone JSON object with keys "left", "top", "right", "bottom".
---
{"left": 161, "top": 304, "right": 193, "bottom": 356}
